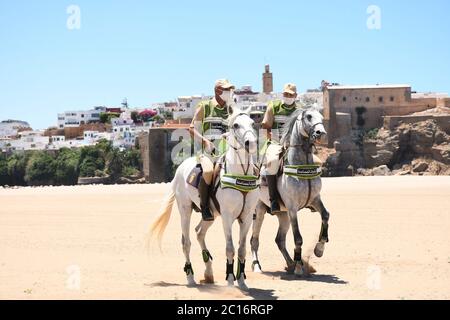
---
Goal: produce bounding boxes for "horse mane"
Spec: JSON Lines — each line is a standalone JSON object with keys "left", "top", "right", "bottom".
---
{"left": 280, "top": 108, "right": 303, "bottom": 145}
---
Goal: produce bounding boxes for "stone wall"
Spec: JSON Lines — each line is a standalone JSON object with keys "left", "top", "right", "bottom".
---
{"left": 138, "top": 128, "right": 187, "bottom": 183}
{"left": 323, "top": 86, "right": 443, "bottom": 147}
{"left": 445, "top": 98, "right": 450, "bottom": 108}
{"left": 64, "top": 123, "right": 110, "bottom": 139}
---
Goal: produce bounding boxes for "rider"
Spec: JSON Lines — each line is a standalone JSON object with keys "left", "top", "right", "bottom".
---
{"left": 262, "top": 83, "right": 300, "bottom": 214}
{"left": 189, "top": 79, "right": 235, "bottom": 221}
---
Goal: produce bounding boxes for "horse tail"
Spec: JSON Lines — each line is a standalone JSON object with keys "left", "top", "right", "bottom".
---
{"left": 149, "top": 182, "right": 176, "bottom": 250}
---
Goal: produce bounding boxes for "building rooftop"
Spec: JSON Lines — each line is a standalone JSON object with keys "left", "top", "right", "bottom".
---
{"left": 327, "top": 84, "right": 411, "bottom": 90}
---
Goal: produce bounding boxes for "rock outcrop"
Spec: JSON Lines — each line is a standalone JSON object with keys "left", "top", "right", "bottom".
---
{"left": 323, "top": 119, "right": 450, "bottom": 176}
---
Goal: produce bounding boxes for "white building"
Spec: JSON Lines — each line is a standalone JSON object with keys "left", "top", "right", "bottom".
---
{"left": 83, "top": 131, "right": 100, "bottom": 144}
{"left": 8, "top": 130, "right": 50, "bottom": 151}
{"left": 57, "top": 106, "right": 106, "bottom": 129}
{"left": 234, "top": 85, "right": 259, "bottom": 104}
{"left": 111, "top": 109, "right": 134, "bottom": 126}
{"left": 173, "top": 95, "right": 206, "bottom": 120}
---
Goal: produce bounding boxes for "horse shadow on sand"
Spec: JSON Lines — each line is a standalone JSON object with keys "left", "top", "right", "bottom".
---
{"left": 261, "top": 271, "right": 348, "bottom": 285}
{"left": 145, "top": 281, "right": 278, "bottom": 300}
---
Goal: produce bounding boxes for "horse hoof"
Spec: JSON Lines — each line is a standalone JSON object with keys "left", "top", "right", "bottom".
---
{"left": 226, "top": 275, "right": 235, "bottom": 286}
{"left": 187, "top": 275, "right": 196, "bottom": 287}
{"left": 201, "top": 274, "right": 215, "bottom": 284}
{"left": 252, "top": 261, "right": 262, "bottom": 273}
{"left": 285, "top": 264, "right": 295, "bottom": 274}
{"left": 294, "top": 263, "right": 304, "bottom": 277}
{"left": 314, "top": 242, "right": 325, "bottom": 258}
{"left": 238, "top": 280, "right": 249, "bottom": 292}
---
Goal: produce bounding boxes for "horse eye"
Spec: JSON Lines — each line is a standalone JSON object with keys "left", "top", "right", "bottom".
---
{"left": 233, "top": 123, "right": 239, "bottom": 129}
{"left": 307, "top": 114, "right": 312, "bottom": 121}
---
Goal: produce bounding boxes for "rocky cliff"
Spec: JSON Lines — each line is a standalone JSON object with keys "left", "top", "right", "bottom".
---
{"left": 322, "top": 119, "right": 450, "bottom": 176}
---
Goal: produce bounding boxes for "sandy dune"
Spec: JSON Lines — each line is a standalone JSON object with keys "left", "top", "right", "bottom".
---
{"left": 0, "top": 176, "right": 449, "bottom": 300}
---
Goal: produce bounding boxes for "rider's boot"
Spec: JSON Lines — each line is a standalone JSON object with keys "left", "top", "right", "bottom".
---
{"left": 198, "top": 176, "right": 214, "bottom": 221}
{"left": 267, "top": 175, "right": 281, "bottom": 214}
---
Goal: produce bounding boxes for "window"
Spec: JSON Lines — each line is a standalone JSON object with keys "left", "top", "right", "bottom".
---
{"left": 343, "top": 97, "right": 347, "bottom": 102}
{"left": 366, "top": 97, "right": 370, "bottom": 102}
{"left": 379, "top": 96, "right": 384, "bottom": 103}
{"left": 390, "top": 96, "right": 394, "bottom": 102}
{"left": 81, "top": 114, "right": 85, "bottom": 118}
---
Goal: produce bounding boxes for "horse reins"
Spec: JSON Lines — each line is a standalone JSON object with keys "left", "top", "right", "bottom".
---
{"left": 221, "top": 114, "right": 258, "bottom": 222}
{"left": 286, "top": 110, "right": 323, "bottom": 210}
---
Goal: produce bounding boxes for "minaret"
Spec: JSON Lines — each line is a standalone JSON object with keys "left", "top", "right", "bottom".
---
{"left": 262, "top": 64, "right": 273, "bottom": 94}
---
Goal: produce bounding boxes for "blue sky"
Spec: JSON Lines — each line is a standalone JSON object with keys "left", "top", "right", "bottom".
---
{"left": 1, "top": 0, "right": 449, "bottom": 129}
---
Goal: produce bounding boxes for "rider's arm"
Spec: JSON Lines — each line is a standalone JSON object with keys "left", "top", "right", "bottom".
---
{"left": 189, "top": 104, "right": 213, "bottom": 150}
{"left": 261, "top": 102, "right": 274, "bottom": 140}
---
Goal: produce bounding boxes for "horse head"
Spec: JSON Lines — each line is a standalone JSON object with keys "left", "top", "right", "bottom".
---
{"left": 282, "top": 104, "right": 327, "bottom": 146}
{"left": 226, "top": 104, "right": 258, "bottom": 154}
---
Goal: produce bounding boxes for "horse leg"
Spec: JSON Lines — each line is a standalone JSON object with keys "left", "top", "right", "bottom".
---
{"left": 275, "top": 212, "right": 295, "bottom": 273}
{"left": 250, "top": 201, "right": 266, "bottom": 273}
{"left": 237, "top": 213, "right": 253, "bottom": 291}
{"left": 310, "top": 196, "right": 330, "bottom": 258}
{"left": 288, "top": 208, "right": 304, "bottom": 276}
{"left": 195, "top": 220, "right": 215, "bottom": 283}
{"left": 221, "top": 213, "right": 236, "bottom": 286}
{"left": 179, "top": 203, "right": 195, "bottom": 286}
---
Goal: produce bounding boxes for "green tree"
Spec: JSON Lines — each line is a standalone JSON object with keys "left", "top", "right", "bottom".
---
{"left": 25, "top": 151, "right": 56, "bottom": 186}
{"left": 79, "top": 145, "right": 105, "bottom": 177}
{"left": 131, "top": 111, "right": 140, "bottom": 123}
{"left": 0, "top": 154, "right": 10, "bottom": 186}
{"left": 7, "top": 153, "right": 29, "bottom": 186}
{"left": 106, "top": 148, "right": 123, "bottom": 178}
{"left": 55, "top": 148, "right": 81, "bottom": 185}
{"left": 100, "top": 112, "right": 120, "bottom": 124}
{"left": 123, "top": 149, "right": 141, "bottom": 169}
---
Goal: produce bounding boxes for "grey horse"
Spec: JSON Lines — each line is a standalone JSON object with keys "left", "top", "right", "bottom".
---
{"left": 250, "top": 105, "right": 330, "bottom": 276}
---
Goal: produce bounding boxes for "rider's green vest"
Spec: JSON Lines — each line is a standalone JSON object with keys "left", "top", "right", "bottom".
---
{"left": 271, "top": 100, "right": 298, "bottom": 130}
{"left": 199, "top": 99, "right": 229, "bottom": 156}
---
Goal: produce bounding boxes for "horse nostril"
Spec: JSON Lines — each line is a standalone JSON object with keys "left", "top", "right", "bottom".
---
{"left": 245, "top": 140, "right": 250, "bottom": 148}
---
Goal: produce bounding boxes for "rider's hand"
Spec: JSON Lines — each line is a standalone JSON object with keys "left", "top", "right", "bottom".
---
{"left": 204, "top": 139, "right": 216, "bottom": 154}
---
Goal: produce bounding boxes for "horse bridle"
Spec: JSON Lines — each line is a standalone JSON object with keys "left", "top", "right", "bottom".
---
{"left": 289, "top": 110, "right": 324, "bottom": 150}
{"left": 228, "top": 113, "right": 257, "bottom": 175}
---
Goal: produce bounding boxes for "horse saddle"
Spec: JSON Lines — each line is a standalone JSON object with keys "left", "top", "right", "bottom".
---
{"left": 186, "top": 164, "right": 203, "bottom": 189}
{"left": 186, "top": 162, "right": 223, "bottom": 214}
{"left": 260, "top": 158, "right": 318, "bottom": 214}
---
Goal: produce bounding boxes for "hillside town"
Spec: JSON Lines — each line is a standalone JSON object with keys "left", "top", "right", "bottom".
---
{"left": 1, "top": 65, "right": 450, "bottom": 184}
{"left": 0, "top": 66, "right": 324, "bottom": 153}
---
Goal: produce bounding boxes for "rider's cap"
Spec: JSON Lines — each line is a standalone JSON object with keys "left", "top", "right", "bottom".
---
{"left": 215, "top": 79, "right": 235, "bottom": 90}
{"left": 283, "top": 83, "right": 297, "bottom": 95}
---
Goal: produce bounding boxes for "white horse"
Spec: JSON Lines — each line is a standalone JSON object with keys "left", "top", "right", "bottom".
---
{"left": 251, "top": 106, "right": 331, "bottom": 276}
{"left": 150, "top": 106, "right": 259, "bottom": 291}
